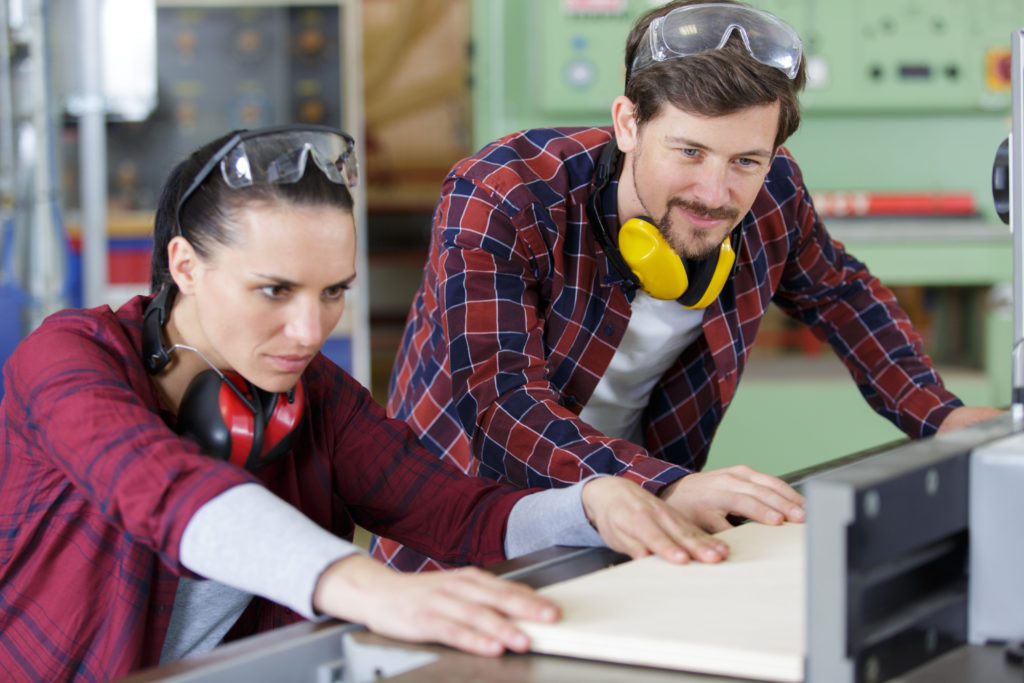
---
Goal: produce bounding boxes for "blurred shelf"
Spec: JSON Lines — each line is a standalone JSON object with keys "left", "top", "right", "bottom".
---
{"left": 366, "top": 184, "right": 445, "bottom": 213}
{"left": 827, "top": 217, "right": 1011, "bottom": 286}
{"left": 65, "top": 211, "right": 155, "bottom": 238}
{"left": 711, "top": 351, "right": 1004, "bottom": 477}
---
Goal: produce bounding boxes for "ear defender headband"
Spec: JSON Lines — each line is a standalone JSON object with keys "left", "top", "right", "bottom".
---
{"left": 586, "top": 140, "right": 739, "bottom": 309}
{"left": 142, "top": 286, "right": 305, "bottom": 469}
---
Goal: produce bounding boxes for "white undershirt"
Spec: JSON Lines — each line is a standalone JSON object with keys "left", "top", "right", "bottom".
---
{"left": 578, "top": 291, "right": 705, "bottom": 445}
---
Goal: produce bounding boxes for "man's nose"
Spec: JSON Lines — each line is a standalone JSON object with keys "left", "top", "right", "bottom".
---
{"left": 691, "top": 161, "right": 731, "bottom": 208}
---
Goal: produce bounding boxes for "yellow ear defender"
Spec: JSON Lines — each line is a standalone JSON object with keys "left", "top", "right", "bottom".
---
{"left": 618, "top": 217, "right": 736, "bottom": 309}
{"left": 585, "top": 140, "right": 739, "bottom": 309}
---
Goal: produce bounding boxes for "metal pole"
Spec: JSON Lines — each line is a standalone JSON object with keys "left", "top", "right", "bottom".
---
{"left": 78, "top": 0, "right": 107, "bottom": 308}
{"left": 341, "top": 0, "right": 370, "bottom": 389}
{"left": 0, "top": 0, "right": 15, "bottom": 228}
{"left": 1011, "top": 29, "right": 1023, "bottom": 424}
{"left": 25, "top": 0, "right": 65, "bottom": 329}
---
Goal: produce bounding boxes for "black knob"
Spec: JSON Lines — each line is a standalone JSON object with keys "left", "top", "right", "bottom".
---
{"left": 992, "top": 137, "right": 1010, "bottom": 225}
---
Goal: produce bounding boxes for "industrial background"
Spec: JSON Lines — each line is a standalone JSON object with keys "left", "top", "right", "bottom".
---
{"left": 1, "top": 0, "right": 1019, "bottom": 477}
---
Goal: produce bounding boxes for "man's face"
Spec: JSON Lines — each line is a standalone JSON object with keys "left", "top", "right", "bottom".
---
{"left": 619, "top": 100, "right": 780, "bottom": 260}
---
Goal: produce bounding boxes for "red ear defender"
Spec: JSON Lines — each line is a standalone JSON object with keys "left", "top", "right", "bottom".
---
{"left": 254, "top": 378, "right": 305, "bottom": 463}
{"left": 176, "top": 370, "right": 305, "bottom": 469}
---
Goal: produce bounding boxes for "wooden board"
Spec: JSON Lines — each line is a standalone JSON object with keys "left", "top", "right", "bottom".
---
{"left": 518, "top": 522, "right": 806, "bottom": 682}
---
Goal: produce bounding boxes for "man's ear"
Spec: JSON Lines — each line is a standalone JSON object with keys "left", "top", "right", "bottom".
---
{"left": 167, "top": 236, "right": 199, "bottom": 295}
{"left": 611, "top": 95, "right": 639, "bottom": 154}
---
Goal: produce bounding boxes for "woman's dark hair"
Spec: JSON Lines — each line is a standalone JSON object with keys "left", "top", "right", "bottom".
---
{"left": 623, "top": 0, "right": 807, "bottom": 150}
{"left": 149, "top": 130, "right": 355, "bottom": 292}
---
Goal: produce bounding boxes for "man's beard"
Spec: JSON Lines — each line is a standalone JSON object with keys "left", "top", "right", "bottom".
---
{"left": 629, "top": 152, "right": 740, "bottom": 260}
{"left": 648, "top": 197, "right": 739, "bottom": 261}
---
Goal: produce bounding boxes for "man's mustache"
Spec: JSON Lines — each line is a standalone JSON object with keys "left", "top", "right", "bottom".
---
{"left": 666, "top": 198, "right": 738, "bottom": 222}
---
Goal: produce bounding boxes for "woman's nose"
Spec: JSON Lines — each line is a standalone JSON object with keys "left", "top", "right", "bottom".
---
{"left": 285, "top": 300, "right": 325, "bottom": 347}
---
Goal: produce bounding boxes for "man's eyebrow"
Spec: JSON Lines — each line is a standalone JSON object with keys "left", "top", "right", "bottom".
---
{"left": 665, "top": 136, "right": 774, "bottom": 159}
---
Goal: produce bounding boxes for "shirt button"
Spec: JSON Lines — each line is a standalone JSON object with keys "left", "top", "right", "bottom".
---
{"left": 602, "top": 325, "right": 614, "bottom": 336}
{"left": 564, "top": 395, "right": 577, "bottom": 406}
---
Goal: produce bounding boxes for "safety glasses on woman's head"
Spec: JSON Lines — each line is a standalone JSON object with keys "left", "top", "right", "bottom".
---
{"left": 631, "top": 2, "right": 802, "bottom": 79}
{"left": 175, "top": 124, "right": 358, "bottom": 236}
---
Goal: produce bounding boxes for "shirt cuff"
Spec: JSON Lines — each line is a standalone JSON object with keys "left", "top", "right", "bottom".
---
{"left": 179, "top": 483, "right": 363, "bottom": 620}
{"left": 504, "top": 476, "right": 605, "bottom": 558}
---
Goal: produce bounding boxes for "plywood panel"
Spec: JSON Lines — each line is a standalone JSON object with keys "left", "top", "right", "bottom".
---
{"left": 518, "top": 522, "right": 806, "bottom": 682}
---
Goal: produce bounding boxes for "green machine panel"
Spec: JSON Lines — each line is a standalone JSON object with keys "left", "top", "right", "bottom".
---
{"left": 474, "top": 0, "right": 1017, "bottom": 128}
{"left": 794, "top": 0, "right": 1019, "bottom": 112}
{"left": 472, "top": 0, "right": 1018, "bottom": 210}
{"left": 531, "top": 1, "right": 641, "bottom": 117}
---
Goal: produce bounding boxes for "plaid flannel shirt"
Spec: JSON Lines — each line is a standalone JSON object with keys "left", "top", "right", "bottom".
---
{"left": 374, "top": 126, "right": 961, "bottom": 572}
{"left": 0, "top": 295, "right": 528, "bottom": 681}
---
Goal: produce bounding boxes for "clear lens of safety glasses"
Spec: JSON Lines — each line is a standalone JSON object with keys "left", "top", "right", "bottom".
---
{"left": 175, "top": 125, "right": 358, "bottom": 236}
{"left": 221, "top": 129, "right": 358, "bottom": 189}
{"left": 632, "top": 3, "right": 802, "bottom": 79}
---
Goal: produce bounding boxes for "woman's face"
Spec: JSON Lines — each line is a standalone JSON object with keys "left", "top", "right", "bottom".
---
{"left": 175, "top": 200, "right": 356, "bottom": 394}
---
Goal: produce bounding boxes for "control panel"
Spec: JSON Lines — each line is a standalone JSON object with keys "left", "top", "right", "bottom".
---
{"left": 473, "top": 0, "right": 1018, "bottom": 209}
{"left": 524, "top": 0, "right": 1017, "bottom": 117}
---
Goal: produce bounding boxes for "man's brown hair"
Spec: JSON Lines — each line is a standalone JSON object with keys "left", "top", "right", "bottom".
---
{"left": 624, "top": 0, "right": 807, "bottom": 149}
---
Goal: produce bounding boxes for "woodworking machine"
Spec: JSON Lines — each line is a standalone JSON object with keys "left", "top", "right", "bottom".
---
{"left": 113, "top": 411, "right": 1023, "bottom": 683}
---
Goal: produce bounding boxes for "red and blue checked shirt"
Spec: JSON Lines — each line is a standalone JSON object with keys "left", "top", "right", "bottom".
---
{"left": 0, "top": 295, "right": 530, "bottom": 682}
{"left": 375, "top": 126, "right": 961, "bottom": 572}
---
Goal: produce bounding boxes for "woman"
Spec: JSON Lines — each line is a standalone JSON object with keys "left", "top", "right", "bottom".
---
{"left": 0, "top": 125, "right": 727, "bottom": 681}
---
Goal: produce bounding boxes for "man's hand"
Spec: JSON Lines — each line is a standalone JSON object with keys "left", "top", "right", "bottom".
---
{"left": 581, "top": 476, "right": 729, "bottom": 564}
{"left": 659, "top": 465, "right": 805, "bottom": 533}
{"left": 936, "top": 406, "right": 1005, "bottom": 434}
{"left": 313, "top": 555, "right": 559, "bottom": 657}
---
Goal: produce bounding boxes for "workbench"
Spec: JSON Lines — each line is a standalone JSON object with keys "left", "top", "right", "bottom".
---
{"left": 117, "top": 414, "right": 1024, "bottom": 683}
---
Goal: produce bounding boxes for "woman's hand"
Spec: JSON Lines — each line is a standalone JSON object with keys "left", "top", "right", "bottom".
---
{"left": 581, "top": 476, "right": 729, "bottom": 564}
{"left": 312, "top": 554, "right": 559, "bottom": 657}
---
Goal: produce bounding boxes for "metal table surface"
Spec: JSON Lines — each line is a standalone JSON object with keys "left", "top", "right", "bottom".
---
{"left": 115, "top": 584, "right": 1022, "bottom": 683}
{"left": 116, "top": 540, "right": 1023, "bottom": 683}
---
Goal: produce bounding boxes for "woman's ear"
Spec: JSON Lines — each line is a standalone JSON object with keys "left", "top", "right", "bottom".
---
{"left": 167, "top": 236, "right": 200, "bottom": 295}
{"left": 611, "top": 95, "right": 639, "bottom": 154}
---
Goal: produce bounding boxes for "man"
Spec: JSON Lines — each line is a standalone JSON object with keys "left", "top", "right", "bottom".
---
{"left": 375, "top": 0, "right": 1002, "bottom": 572}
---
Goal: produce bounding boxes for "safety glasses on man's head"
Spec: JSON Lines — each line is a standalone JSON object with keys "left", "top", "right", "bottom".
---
{"left": 632, "top": 2, "right": 802, "bottom": 79}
